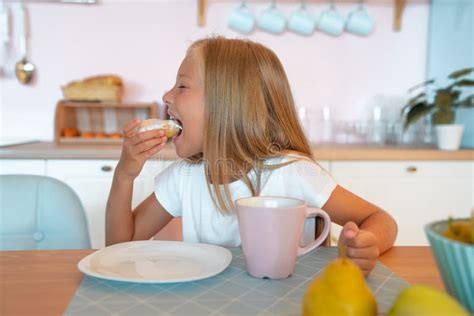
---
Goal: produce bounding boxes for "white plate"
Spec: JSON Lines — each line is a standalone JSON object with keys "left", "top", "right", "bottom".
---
{"left": 78, "top": 240, "right": 232, "bottom": 283}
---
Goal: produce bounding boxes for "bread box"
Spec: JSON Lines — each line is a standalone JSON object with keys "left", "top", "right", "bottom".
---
{"left": 54, "top": 100, "right": 158, "bottom": 145}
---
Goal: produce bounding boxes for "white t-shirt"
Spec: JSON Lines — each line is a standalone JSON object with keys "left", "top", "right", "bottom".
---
{"left": 154, "top": 154, "right": 337, "bottom": 247}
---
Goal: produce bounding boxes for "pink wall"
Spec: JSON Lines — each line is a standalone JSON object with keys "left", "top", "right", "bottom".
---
{"left": 0, "top": 0, "right": 429, "bottom": 141}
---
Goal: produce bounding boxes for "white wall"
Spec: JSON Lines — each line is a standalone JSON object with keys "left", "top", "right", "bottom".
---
{"left": 0, "top": 0, "right": 429, "bottom": 141}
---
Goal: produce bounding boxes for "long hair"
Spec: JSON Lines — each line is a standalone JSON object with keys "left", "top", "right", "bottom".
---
{"left": 187, "top": 37, "right": 314, "bottom": 213}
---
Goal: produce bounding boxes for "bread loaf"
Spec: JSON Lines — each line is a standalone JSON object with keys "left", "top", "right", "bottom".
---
{"left": 62, "top": 75, "right": 123, "bottom": 102}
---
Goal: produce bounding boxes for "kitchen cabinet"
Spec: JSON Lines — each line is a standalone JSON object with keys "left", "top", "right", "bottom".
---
{"left": 0, "top": 159, "right": 47, "bottom": 175}
{"left": 2, "top": 155, "right": 473, "bottom": 247}
{"left": 331, "top": 161, "right": 474, "bottom": 246}
{"left": 46, "top": 159, "right": 173, "bottom": 248}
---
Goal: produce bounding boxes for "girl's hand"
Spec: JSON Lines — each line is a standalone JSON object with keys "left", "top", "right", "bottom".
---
{"left": 338, "top": 221, "right": 379, "bottom": 276}
{"left": 115, "top": 119, "right": 168, "bottom": 181}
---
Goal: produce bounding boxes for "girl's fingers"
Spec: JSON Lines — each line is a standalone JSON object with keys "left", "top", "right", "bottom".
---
{"left": 139, "top": 142, "right": 167, "bottom": 159}
{"left": 349, "top": 258, "right": 376, "bottom": 275}
{"left": 123, "top": 119, "right": 142, "bottom": 137}
{"left": 347, "top": 246, "right": 379, "bottom": 260}
{"left": 135, "top": 136, "right": 167, "bottom": 154}
{"left": 343, "top": 230, "right": 377, "bottom": 249}
{"left": 129, "top": 129, "right": 164, "bottom": 146}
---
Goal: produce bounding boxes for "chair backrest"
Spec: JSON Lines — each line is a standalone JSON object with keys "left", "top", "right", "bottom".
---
{"left": 0, "top": 174, "right": 91, "bottom": 250}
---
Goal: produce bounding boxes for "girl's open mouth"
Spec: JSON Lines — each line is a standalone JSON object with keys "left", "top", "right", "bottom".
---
{"left": 171, "top": 118, "right": 183, "bottom": 140}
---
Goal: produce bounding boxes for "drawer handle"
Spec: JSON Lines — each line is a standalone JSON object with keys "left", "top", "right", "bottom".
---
{"left": 406, "top": 166, "right": 417, "bottom": 173}
{"left": 101, "top": 165, "right": 113, "bottom": 172}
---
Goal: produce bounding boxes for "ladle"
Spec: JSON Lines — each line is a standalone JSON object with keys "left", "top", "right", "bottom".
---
{"left": 15, "top": 2, "right": 35, "bottom": 84}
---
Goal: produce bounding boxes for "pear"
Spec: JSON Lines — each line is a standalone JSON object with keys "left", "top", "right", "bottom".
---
{"left": 302, "top": 245, "right": 377, "bottom": 316}
{"left": 388, "top": 285, "right": 468, "bottom": 316}
{"left": 442, "top": 214, "right": 474, "bottom": 245}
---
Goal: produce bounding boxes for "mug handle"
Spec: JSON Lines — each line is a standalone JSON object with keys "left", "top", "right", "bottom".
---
{"left": 297, "top": 207, "right": 331, "bottom": 256}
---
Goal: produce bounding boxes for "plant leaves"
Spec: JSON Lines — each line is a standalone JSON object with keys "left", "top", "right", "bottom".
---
{"left": 400, "top": 104, "right": 410, "bottom": 116}
{"left": 403, "top": 103, "right": 434, "bottom": 130}
{"left": 432, "top": 109, "right": 455, "bottom": 124}
{"left": 435, "top": 89, "right": 453, "bottom": 111}
{"left": 408, "top": 92, "right": 427, "bottom": 105}
{"left": 455, "top": 79, "right": 474, "bottom": 86}
{"left": 456, "top": 94, "right": 474, "bottom": 108}
{"left": 451, "top": 89, "right": 462, "bottom": 100}
{"left": 407, "top": 79, "right": 435, "bottom": 93}
{"left": 448, "top": 67, "right": 474, "bottom": 80}
{"left": 401, "top": 92, "right": 427, "bottom": 116}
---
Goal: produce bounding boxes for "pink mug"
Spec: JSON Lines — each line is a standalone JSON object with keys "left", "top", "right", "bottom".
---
{"left": 236, "top": 196, "right": 331, "bottom": 279}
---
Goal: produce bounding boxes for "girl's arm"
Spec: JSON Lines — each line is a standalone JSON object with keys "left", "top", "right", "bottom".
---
{"left": 105, "top": 119, "right": 172, "bottom": 246}
{"left": 322, "top": 185, "right": 398, "bottom": 274}
{"left": 105, "top": 179, "right": 173, "bottom": 246}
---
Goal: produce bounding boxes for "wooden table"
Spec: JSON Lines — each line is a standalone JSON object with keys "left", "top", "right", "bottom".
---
{"left": 0, "top": 247, "right": 443, "bottom": 316}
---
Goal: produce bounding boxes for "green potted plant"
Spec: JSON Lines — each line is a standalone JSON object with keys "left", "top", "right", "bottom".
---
{"left": 403, "top": 67, "right": 474, "bottom": 150}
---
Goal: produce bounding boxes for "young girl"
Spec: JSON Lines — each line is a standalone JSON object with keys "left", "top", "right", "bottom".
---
{"left": 106, "top": 37, "right": 397, "bottom": 276}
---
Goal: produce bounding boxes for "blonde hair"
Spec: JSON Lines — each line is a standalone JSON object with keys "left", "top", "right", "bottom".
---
{"left": 187, "top": 37, "right": 314, "bottom": 213}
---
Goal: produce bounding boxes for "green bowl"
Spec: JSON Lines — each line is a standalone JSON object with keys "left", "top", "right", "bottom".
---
{"left": 425, "top": 219, "right": 474, "bottom": 312}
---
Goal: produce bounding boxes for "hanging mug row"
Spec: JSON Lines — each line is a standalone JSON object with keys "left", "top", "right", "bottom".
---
{"left": 228, "top": 0, "right": 374, "bottom": 37}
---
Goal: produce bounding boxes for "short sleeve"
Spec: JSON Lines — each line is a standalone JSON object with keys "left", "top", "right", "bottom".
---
{"left": 272, "top": 158, "right": 338, "bottom": 208}
{"left": 295, "top": 160, "right": 337, "bottom": 207}
{"left": 154, "top": 161, "right": 183, "bottom": 217}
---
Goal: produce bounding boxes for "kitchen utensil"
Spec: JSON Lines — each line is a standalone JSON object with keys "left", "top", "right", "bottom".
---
{"left": 0, "top": 2, "right": 11, "bottom": 76}
{"left": 0, "top": 3, "right": 10, "bottom": 46}
{"left": 15, "top": 2, "right": 35, "bottom": 84}
{"left": 368, "top": 105, "right": 386, "bottom": 145}
{"left": 321, "top": 106, "right": 333, "bottom": 142}
{"left": 317, "top": 0, "right": 345, "bottom": 37}
{"left": 78, "top": 240, "right": 232, "bottom": 283}
{"left": 425, "top": 218, "right": 474, "bottom": 312}
{"left": 228, "top": 1, "right": 256, "bottom": 34}
{"left": 288, "top": 0, "right": 316, "bottom": 36}
{"left": 257, "top": 0, "right": 286, "bottom": 34}
{"left": 345, "top": 0, "right": 375, "bottom": 36}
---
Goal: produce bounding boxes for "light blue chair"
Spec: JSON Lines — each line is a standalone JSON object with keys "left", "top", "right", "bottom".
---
{"left": 0, "top": 174, "right": 91, "bottom": 250}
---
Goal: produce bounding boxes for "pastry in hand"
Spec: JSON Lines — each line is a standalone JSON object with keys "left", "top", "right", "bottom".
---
{"left": 137, "top": 119, "right": 182, "bottom": 138}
